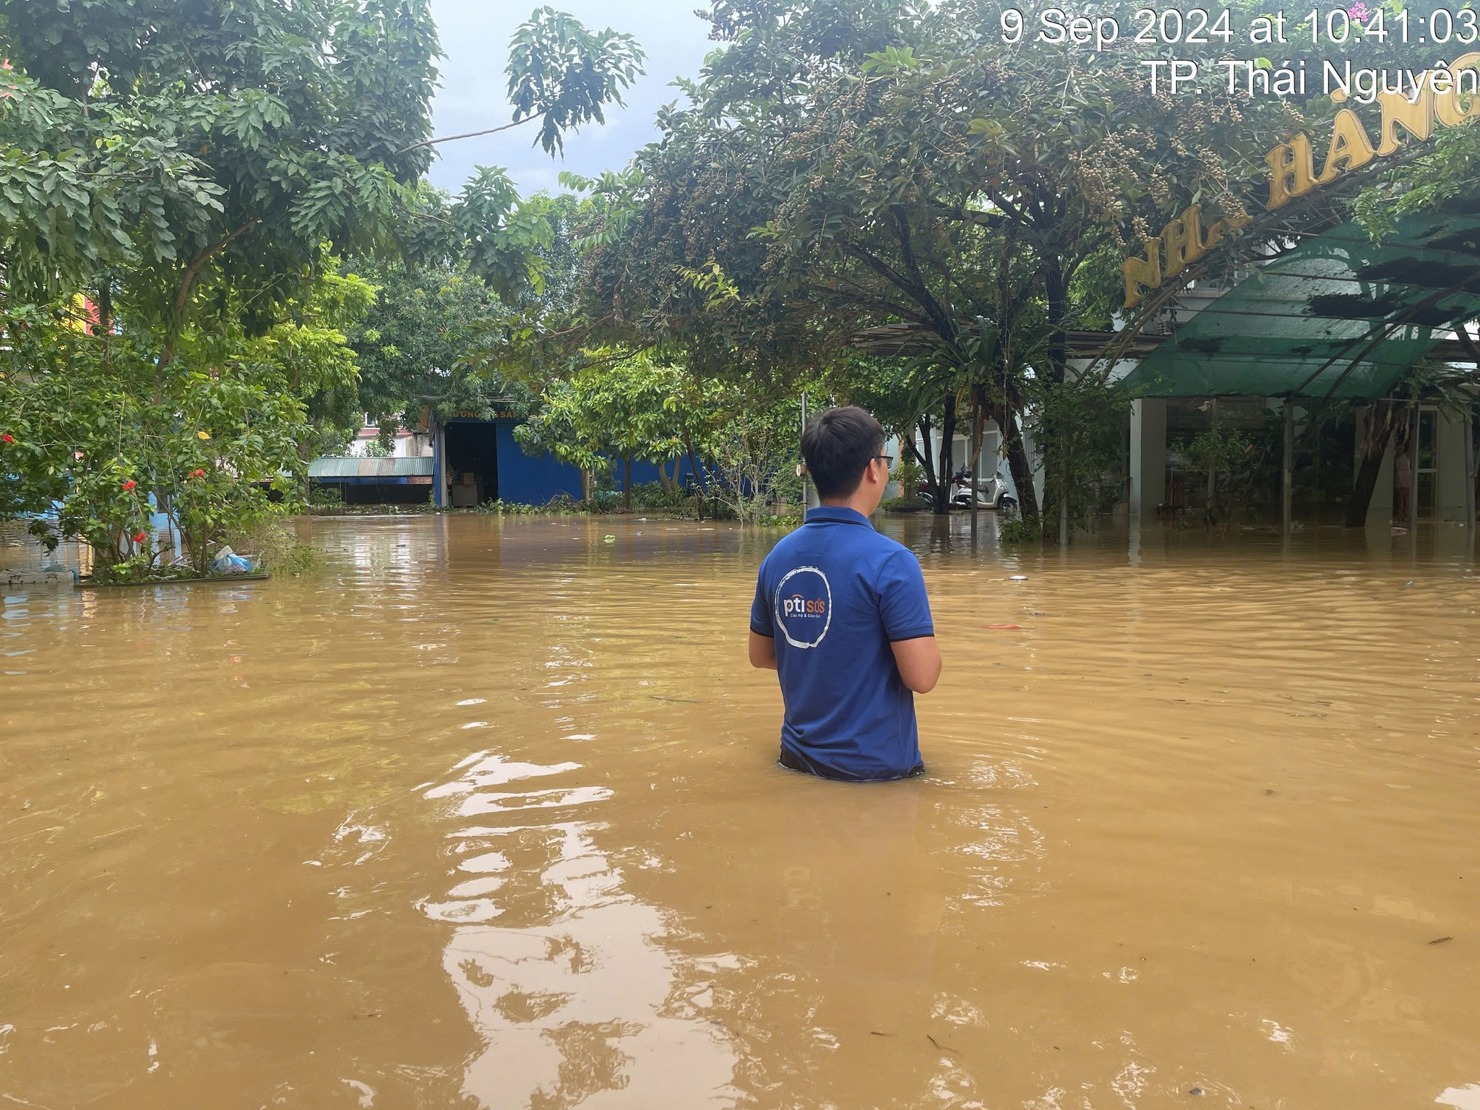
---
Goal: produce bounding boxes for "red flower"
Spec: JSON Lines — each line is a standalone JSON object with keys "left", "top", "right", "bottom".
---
{"left": 0, "top": 433, "right": 13, "bottom": 445}
{"left": 121, "top": 479, "right": 136, "bottom": 491}
{"left": 132, "top": 532, "right": 147, "bottom": 544}
{"left": 192, "top": 468, "right": 206, "bottom": 478}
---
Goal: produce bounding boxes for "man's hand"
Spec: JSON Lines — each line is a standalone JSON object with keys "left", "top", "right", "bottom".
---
{"left": 890, "top": 635, "right": 940, "bottom": 693}
{"left": 748, "top": 631, "right": 777, "bottom": 670}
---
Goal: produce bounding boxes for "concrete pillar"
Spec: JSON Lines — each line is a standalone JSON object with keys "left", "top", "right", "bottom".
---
{"left": 1129, "top": 398, "right": 1167, "bottom": 518}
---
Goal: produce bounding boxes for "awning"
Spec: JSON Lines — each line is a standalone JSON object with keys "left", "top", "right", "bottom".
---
{"left": 1117, "top": 205, "right": 1480, "bottom": 400}
{"left": 308, "top": 456, "right": 434, "bottom": 484}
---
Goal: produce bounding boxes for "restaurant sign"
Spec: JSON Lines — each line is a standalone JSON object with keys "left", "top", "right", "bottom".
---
{"left": 1123, "top": 51, "right": 1480, "bottom": 307}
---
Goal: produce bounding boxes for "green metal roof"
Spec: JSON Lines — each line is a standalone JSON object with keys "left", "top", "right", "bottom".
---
{"left": 1118, "top": 206, "right": 1480, "bottom": 400}
{"left": 308, "top": 456, "right": 434, "bottom": 479}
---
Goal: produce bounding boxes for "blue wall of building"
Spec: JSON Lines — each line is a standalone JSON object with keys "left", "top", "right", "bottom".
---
{"left": 602, "top": 456, "right": 707, "bottom": 492}
{"left": 493, "top": 421, "right": 585, "bottom": 504}
{"left": 444, "top": 418, "right": 711, "bottom": 506}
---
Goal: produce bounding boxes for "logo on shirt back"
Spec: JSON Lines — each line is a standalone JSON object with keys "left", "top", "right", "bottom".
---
{"left": 774, "top": 565, "right": 832, "bottom": 649}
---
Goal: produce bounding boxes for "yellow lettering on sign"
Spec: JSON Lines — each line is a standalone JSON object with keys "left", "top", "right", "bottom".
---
{"left": 1316, "top": 108, "right": 1377, "bottom": 184}
{"left": 1375, "top": 86, "right": 1433, "bottom": 156}
{"left": 1265, "top": 133, "right": 1318, "bottom": 209}
{"left": 1434, "top": 52, "right": 1480, "bottom": 126}
{"left": 1161, "top": 205, "right": 1209, "bottom": 277}
{"left": 1210, "top": 210, "right": 1253, "bottom": 244}
{"left": 1121, "top": 54, "right": 1479, "bottom": 304}
{"left": 1121, "top": 238, "right": 1163, "bottom": 310}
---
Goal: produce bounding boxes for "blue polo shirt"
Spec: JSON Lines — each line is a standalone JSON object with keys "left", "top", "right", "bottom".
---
{"left": 750, "top": 506, "right": 934, "bottom": 781}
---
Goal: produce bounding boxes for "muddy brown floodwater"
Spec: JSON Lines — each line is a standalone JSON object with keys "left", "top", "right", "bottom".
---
{"left": 3, "top": 513, "right": 1479, "bottom": 1110}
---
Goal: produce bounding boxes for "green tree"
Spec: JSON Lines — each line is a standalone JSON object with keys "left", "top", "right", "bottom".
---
{"left": 584, "top": 0, "right": 1297, "bottom": 529}
{"left": 0, "top": 318, "right": 310, "bottom": 579}
{"left": 0, "top": 260, "right": 376, "bottom": 578}
{"left": 514, "top": 351, "right": 705, "bottom": 506}
{"left": 1, "top": 3, "right": 646, "bottom": 572}
{"left": 700, "top": 382, "right": 806, "bottom": 523}
{"left": 342, "top": 256, "right": 524, "bottom": 434}
{"left": 1, "top": 0, "right": 439, "bottom": 349}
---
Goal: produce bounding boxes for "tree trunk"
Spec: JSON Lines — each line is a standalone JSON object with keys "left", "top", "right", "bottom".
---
{"left": 934, "top": 393, "right": 957, "bottom": 516}
{"left": 1003, "top": 426, "right": 1036, "bottom": 522}
{"left": 978, "top": 386, "right": 1039, "bottom": 523}
{"left": 909, "top": 415, "right": 940, "bottom": 510}
{"left": 623, "top": 456, "right": 632, "bottom": 510}
{"left": 1345, "top": 400, "right": 1398, "bottom": 527}
{"left": 684, "top": 442, "right": 706, "bottom": 521}
{"left": 96, "top": 280, "right": 112, "bottom": 336}
{"left": 1039, "top": 258, "right": 1070, "bottom": 536}
{"left": 1347, "top": 449, "right": 1388, "bottom": 527}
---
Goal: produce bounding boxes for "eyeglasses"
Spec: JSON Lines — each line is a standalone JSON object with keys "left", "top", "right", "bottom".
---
{"left": 874, "top": 454, "right": 894, "bottom": 467}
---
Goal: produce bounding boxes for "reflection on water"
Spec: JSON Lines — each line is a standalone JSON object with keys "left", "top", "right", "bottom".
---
{"left": 2, "top": 513, "right": 1479, "bottom": 1108}
{"left": 425, "top": 751, "right": 737, "bottom": 1107}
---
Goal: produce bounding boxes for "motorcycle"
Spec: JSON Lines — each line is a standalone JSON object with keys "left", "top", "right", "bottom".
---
{"left": 916, "top": 467, "right": 1017, "bottom": 513}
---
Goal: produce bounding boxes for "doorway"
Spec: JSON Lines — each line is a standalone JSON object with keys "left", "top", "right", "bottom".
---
{"left": 443, "top": 421, "right": 500, "bottom": 507}
{"left": 1415, "top": 406, "right": 1438, "bottom": 519}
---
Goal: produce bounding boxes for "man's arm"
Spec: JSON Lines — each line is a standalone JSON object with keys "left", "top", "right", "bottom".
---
{"left": 749, "top": 630, "right": 777, "bottom": 670}
{"left": 891, "top": 635, "right": 940, "bottom": 693}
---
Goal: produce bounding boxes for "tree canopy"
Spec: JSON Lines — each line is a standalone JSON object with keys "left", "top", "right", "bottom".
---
{"left": 577, "top": 0, "right": 1299, "bottom": 518}
{"left": 0, "top": 1, "right": 650, "bottom": 574}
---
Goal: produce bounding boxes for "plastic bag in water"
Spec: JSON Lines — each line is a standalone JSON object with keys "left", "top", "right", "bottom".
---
{"left": 210, "top": 546, "right": 255, "bottom": 574}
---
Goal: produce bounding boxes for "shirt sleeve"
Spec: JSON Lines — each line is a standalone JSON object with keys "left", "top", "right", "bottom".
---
{"left": 750, "top": 563, "right": 774, "bottom": 637}
{"left": 876, "top": 549, "right": 934, "bottom": 641}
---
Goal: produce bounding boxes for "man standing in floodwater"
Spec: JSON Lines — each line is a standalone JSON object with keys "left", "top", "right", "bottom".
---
{"left": 748, "top": 406, "right": 941, "bottom": 781}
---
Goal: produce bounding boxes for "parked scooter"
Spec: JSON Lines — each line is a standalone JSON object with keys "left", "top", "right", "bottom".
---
{"left": 917, "top": 467, "right": 1017, "bottom": 512}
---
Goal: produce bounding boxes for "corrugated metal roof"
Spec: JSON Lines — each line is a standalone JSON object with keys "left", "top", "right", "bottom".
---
{"left": 308, "top": 456, "right": 435, "bottom": 479}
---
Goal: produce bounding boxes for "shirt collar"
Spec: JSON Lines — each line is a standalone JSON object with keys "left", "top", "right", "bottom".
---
{"left": 805, "top": 505, "right": 872, "bottom": 527}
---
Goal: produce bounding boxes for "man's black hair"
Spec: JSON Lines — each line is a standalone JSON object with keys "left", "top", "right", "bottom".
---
{"left": 802, "top": 406, "right": 885, "bottom": 500}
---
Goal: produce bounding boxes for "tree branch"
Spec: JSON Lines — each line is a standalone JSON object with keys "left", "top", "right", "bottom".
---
{"left": 938, "top": 205, "right": 1006, "bottom": 230}
{"left": 396, "top": 114, "right": 539, "bottom": 155}
{"left": 1455, "top": 320, "right": 1480, "bottom": 364}
{"left": 839, "top": 240, "right": 921, "bottom": 304}
{"left": 824, "top": 291, "right": 916, "bottom": 320}
{"left": 174, "top": 221, "right": 257, "bottom": 319}
{"left": 158, "top": 220, "right": 257, "bottom": 371}
{"left": 983, "top": 186, "right": 1030, "bottom": 226}
{"left": 890, "top": 204, "right": 956, "bottom": 344}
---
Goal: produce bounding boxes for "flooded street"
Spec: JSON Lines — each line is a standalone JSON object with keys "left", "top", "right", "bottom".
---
{"left": 3, "top": 513, "right": 1478, "bottom": 1109}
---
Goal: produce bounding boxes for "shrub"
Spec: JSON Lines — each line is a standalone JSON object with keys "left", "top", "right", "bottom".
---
{"left": 308, "top": 485, "right": 343, "bottom": 508}
{"left": 629, "top": 481, "right": 690, "bottom": 513}
{"left": 476, "top": 499, "right": 547, "bottom": 516}
{"left": 999, "top": 517, "right": 1039, "bottom": 544}
{"left": 223, "top": 518, "right": 317, "bottom": 576}
{"left": 881, "top": 496, "right": 926, "bottom": 513}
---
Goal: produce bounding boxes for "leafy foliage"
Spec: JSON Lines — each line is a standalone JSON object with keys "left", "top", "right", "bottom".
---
{"left": 582, "top": 0, "right": 1294, "bottom": 526}
{"left": 341, "top": 255, "right": 525, "bottom": 434}
{"left": 1, "top": 3, "right": 649, "bottom": 576}
{"left": 507, "top": 7, "right": 645, "bottom": 155}
{"left": 513, "top": 351, "right": 705, "bottom": 494}
{"left": 0, "top": 320, "right": 307, "bottom": 578}
{"left": 3, "top": 0, "right": 440, "bottom": 338}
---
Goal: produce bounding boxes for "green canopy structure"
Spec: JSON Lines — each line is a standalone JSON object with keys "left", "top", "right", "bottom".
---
{"left": 1117, "top": 207, "right": 1480, "bottom": 400}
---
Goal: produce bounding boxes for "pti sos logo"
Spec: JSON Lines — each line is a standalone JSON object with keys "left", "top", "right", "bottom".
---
{"left": 775, "top": 566, "right": 832, "bottom": 649}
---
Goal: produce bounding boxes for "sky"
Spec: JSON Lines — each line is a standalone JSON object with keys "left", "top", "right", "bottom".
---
{"left": 424, "top": 0, "right": 718, "bottom": 198}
